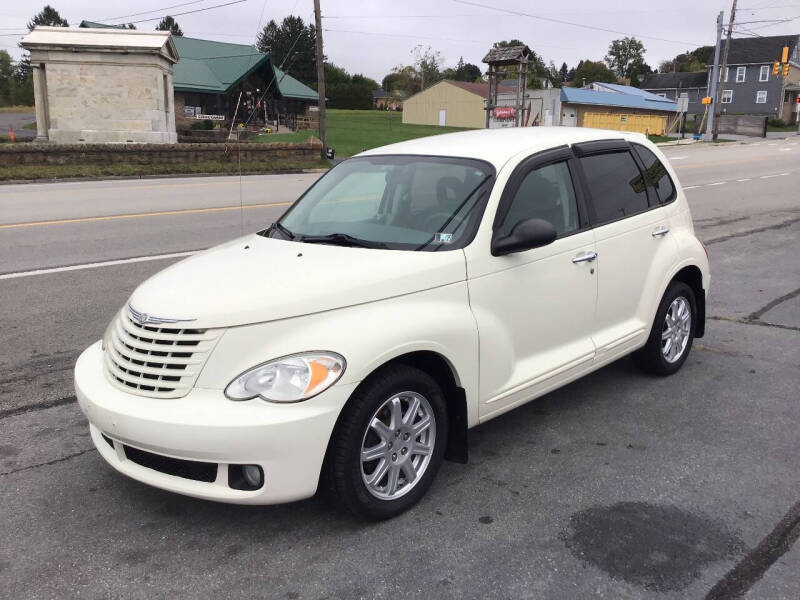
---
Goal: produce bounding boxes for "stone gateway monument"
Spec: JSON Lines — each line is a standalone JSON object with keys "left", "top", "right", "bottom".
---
{"left": 21, "top": 27, "right": 179, "bottom": 144}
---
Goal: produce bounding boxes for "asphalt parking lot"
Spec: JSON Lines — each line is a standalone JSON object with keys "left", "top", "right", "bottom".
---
{"left": 1, "top": 140, "right": 798, "bottom": 599}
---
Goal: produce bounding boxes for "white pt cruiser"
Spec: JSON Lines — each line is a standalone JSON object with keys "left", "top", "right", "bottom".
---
{"left": 75, "top": 128, "right": 709, "bottom": 520}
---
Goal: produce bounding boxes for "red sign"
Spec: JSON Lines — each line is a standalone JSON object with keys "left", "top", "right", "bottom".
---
{"left": 493, "top": 106, "right": 516, "bottom": 119}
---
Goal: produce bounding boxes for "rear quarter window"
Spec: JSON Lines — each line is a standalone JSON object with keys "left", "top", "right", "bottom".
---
{"left": 632, "top": 144, "right": 677, "bottom": 204}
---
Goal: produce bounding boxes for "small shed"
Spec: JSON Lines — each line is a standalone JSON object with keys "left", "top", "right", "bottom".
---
{"left": 402, "top": 80, "right": 488, "bottom": 128}
{"left": 559, "top": 86, "right": 678, "bottom": 134}
{"left": 21, "top": 27, "right": 179, "bottom": 143}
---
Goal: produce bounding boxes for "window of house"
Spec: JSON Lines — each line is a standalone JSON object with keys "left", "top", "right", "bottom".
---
{"left": 500, "top": 161, "right": 579, "bottom": 237}
{"left": 756, "top": 90, "right": 768, "bottom": 104}
{"left": 722, "top": 90, "right": 733, "bottom": 103}
{"left": 736, "top": 66, "right": 746, "bottom": 82}
{"left": 760, "top": 65, "right": 770, "bottom": 81}
{"left": 719, "top": 67, "right": 729, "bottom": 82}
{"left": 580, "top": 151, "right": 649, "bottom": 224}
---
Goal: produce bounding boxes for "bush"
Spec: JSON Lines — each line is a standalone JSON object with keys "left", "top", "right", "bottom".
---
{"left": 768, "top": 117, "right": 787, "bottom": 128}
{"left": 189, "top": 119, "right": 215, "bottom": 130}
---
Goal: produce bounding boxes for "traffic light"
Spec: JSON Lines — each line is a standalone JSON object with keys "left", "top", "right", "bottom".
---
{"left": 773, "top": 61, "right": 781, "bottom": 76}
{"left": 783, "top": 63, "right": 790, "bottom": 77}
{"left": 781, "top": 46, "right": 789, "bottom": 64}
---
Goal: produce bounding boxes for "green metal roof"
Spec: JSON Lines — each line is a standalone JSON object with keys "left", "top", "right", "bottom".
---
{"left": 272, "top": 65, "right": 318, "bottom": 100}
{"left": 171, "top": 36, "right": 317, "bottom": 100}
{"left": 172, "top": 37, "right": 267, "bottom": 93}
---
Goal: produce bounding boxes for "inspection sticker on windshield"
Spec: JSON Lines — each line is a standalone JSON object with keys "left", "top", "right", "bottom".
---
{"left": 434, "top": 232, "right": 453, "bottom": 244}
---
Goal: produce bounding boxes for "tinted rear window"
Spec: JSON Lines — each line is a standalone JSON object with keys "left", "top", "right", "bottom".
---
{"left": 580, "top": 151, "right": 649, "bottom": 224}
{"left": 632, "top": 144, "right": 677, "bottom": 204}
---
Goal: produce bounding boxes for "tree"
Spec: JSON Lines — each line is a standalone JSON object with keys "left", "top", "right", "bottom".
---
{"left": 256, "top": 16, "right": 317, "bottom": 85}
{"left": 573, "top": 60, "right": 618, "bottom": 85}
{"left": 442, "top": 57, "right": 482, "bottom": 82}
{"left": 27, "top": 5, "right": 68, "bottom": 30}
{"left": 322, "top": 62, "right": 379, "bottom": 109}
{"left": 658, "top": 60, "right": 675, "bottom": 73}
{"left": 628, "top": 62, "right": 653, "bottom": 87}
{"left": 492, "top": 39, "right": 549, "bottom": 87}
{"left": 155, "top": 16, "right": 183, "bottom": 37}
{"left": 605, "top": 37, "right": 646, "bottom": 79}
{"left": 382, "top": 66, "right": 420, "bottom": 97}
{"left": 670, "top": 46, "right": 714, "bottom": 72}
{"left": 559, "top": 62, "right": 569, "bottom": 83}
{"left": 411, "top": 45, "right": 442, "bottom": 89}
{"left": 0, "top": 51, "right": 13, "bottom": 106}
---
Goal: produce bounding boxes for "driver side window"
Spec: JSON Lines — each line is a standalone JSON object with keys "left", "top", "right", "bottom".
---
{"left": 500, "top": 161, "right": 579, "bottom": 237}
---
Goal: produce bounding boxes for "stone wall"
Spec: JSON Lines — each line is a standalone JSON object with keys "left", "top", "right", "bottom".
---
{"left": 0, "top": 139, "right": 322, "bottom": 166}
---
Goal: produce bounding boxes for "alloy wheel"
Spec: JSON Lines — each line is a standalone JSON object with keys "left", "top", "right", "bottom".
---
{"left": 661, "top": 296, "right": 691, "bottom": 363}
{"left": 360, "top": 391, "right": 436, "bottom": 500}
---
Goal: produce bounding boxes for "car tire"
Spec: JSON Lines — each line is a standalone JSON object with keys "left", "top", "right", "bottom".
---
{"left": 634, "top": 281, "right": 697, "bottom": 376}
{"left": 324, "top": 365, "right": 448, "bottom": 521}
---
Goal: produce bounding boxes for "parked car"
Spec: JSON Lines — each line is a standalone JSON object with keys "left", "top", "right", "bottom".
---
{"left": 75, "top": 128, "right": 709, "bottom": 520}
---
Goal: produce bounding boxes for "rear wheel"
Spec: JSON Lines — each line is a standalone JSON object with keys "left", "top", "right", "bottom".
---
{"left": 325, "top": 365, "right": 447, "bottom": 520}
{"left": 634, "top": 281, "right": 696, "bottom": 376}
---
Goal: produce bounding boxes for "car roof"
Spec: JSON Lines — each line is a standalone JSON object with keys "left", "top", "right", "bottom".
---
{"left": 357, "top": 127, "right": 649, "bottom": 169}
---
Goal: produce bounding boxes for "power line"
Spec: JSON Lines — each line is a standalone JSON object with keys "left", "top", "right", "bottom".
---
{"left": 322, "top": 27, "right": 575, "bottom": 50}
{"left": 452, "top": 0, "right": 704, "bottom": 46}
{"left": 119, "top": 0, "right": 250, "bottom": 26}
{"left": 93, "top": 1, "right": 207, "bottom": 23}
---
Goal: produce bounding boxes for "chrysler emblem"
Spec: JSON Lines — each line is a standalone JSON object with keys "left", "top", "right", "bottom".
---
{"left": 128, "top": 304, "right": 196, "bottom": 326}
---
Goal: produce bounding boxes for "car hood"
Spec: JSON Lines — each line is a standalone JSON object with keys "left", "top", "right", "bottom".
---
{"left": 128, "top": 234, "right": 467, "bottom": 328}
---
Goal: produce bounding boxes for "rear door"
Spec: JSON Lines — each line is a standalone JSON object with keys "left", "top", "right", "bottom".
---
{"left": 572, "top": 140, "right": 678, "bottom": 362}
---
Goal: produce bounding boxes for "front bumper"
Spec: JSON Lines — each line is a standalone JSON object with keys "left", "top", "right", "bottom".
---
{"left": 75, "top": 342, "right": 357, "bottom": 505}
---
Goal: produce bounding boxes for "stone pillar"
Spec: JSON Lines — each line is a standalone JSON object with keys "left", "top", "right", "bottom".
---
{"left": 31, "top": 64, "right": 49, "bottom": 142}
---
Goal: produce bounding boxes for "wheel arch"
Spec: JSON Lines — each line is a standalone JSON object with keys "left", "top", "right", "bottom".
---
{"left": 670, "top": 264, "right": 706, "bottom": 338}
{"left": 325, "top": 350, "right": 470, "bottom": 472}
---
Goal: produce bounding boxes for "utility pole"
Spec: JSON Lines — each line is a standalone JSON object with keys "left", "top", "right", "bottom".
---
{"left": 705, "top": 11, "right": 724, "bottom": 141}
{"left": 713, "top": 0, "right": 737, "bottom": 140}
{"left": 313, "top": 0, "right": 327, "bottom": 160}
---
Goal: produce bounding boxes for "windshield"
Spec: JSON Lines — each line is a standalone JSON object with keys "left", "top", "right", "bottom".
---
{"left": 266, "top": 155, "right": 494, "bottom": 251}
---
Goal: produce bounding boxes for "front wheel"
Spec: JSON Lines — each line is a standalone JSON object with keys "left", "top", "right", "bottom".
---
{"left": 634, "top": 281, "right": 696, "bottom": 376}
{"left": 325, "top": 365, "right": 448, "bottom": 520}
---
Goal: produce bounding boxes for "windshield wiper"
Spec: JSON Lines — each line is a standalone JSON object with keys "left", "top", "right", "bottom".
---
{"left": 269, "top": 222, "right": 295, "bottom": 240}
{"left": 298, "top": 232, "right": 388, "bottom": 249}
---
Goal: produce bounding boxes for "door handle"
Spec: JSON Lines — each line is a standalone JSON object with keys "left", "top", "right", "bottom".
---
{"left": 572, "top": 251, "right": 598, "bottom": 264}
{"left": 652, "top": 226, "right": 670, "bottom": 237}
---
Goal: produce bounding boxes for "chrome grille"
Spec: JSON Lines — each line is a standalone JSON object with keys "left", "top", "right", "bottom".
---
{"left": 103, "top": 308, "right": 222, "bottom": 398}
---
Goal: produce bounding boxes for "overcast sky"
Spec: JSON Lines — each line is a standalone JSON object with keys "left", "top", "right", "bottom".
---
{"left": 4, "top": 0, "right": 800, "bottom": 81}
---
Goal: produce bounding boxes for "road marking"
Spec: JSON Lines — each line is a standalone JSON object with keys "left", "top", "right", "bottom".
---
{"left": 760, "top": 174, "right": 783, "bottom": 179}
{"left": 780, "top": 147, "right": 792, "bottom": 152}
{"left": 684, "top": 185, "right": 700, "bottom": 190}
{"left": 0, "top": 201, "right": 293, "bottom": 230}
{"left": 670, "top": 156, "right": 688, "bottom": 160}
{"left": 737, "top": 178, "right": 752, "bottom": 182}
{"left": 0, "top": 251, "right": 198, "bottom": 280}
{"left": 708, "top": 182, "right": 726, "bottom": 186}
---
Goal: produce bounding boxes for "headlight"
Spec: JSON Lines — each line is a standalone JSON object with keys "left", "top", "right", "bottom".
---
{"left": 225, "top": 352, "right": 346, "bottom": 403}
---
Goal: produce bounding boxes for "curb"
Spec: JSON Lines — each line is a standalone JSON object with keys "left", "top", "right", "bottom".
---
{"left": 0, "top": 167, "right": 330, "bottom": 186}
{"left": 656, "top": 139, "right": 699, "bottom": 147}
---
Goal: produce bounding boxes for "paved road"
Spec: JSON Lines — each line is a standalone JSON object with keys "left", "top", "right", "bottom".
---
{"left": 0, "top": 112, "right": 36, "bottom": 139}
{"left": 0, "top": 142, "right": 798, "bottom": 599}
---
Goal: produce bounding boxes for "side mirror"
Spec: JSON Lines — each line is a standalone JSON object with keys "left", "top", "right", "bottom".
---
{"left": 491, "top": 218, "right": 557, "bottom": 256}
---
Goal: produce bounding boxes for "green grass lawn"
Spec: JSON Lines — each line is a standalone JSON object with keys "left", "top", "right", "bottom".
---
{"left": 256, "top": 109, "right": 473, "bottom": 157}
{"left": 0, "top": 105, "right": 35, "bottom": 113}
{"left": 767, "top": 124, "right": 799, "bottom": 132}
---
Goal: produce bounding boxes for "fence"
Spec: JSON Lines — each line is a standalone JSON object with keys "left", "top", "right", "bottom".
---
{"left": 716, "top": 115, "right": 768, "bottom": 137}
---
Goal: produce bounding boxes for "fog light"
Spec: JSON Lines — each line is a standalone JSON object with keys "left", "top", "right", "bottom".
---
{"left": 228, "top": 464, "right": 264, "bottom": 491}
{"left": 243, "top": 465, "right": 262, "bottom": 487}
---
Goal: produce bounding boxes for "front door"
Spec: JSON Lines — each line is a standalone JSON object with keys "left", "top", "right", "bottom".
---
{"left": 467, "top": 148, "right": 597, "bottom": 420}
{"left": 438, "top": 109, "right": 447, "bottom": 127}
